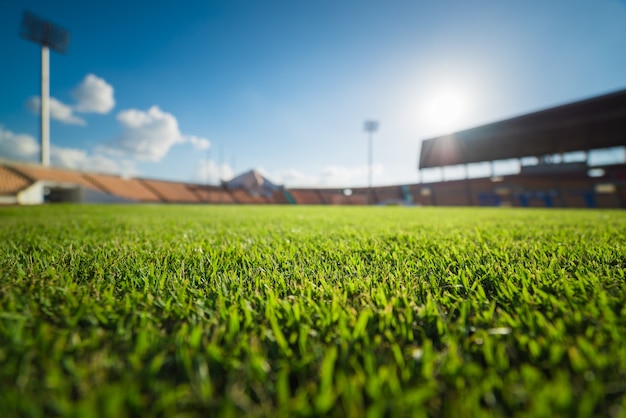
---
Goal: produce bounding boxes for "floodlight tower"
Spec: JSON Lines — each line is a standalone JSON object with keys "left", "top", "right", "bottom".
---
{"left": 20, "top": 11, "right": 70, "bottom": 167}
{"left": 363, "top": 120, "right": 379, "bottom": 190}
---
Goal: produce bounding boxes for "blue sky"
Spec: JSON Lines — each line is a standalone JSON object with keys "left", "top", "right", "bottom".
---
{"left": 1, "top": 0, "right": 626, "bottom": 187}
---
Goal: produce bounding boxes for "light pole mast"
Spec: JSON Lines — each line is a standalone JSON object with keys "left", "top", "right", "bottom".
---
{"left": 363, "top": 120, "right": 379, "bottom": 190}
{"left": 20, "top": 11, "right": 70, "bottom": 167}
{"left": 40, "top": 45, "right": 50, "bottom": 166}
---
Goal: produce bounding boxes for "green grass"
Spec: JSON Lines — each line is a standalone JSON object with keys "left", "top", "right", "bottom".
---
{"left": 0, "top": 205, "right": 625, "bottom": 417}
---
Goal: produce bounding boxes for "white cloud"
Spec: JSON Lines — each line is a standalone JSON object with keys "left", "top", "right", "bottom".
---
{"left": 0, "top": 126, "right": 39, "bottom": 161}
{"left": 104, "top": 106, "right": 184, "bottom": 161}
{"left": 72, "top": 74, "right": 115, "bottom": 114}
{"left": 25, "top": 74, "right": 114, "bottom": 126}
{"left": 186, "top": 135, "right": 211, "bottom": 150}
{"left": 27, "top": 97, "right": 86, "bottom": 126}
{"left": 271, "top": 164, "right": 384, "bottom": 188}
{"left": 193, "top": 159, "right": 234, "bottom": 184}
{"left": 102, "top": 106, "right": 210, "bottom": 162}
{"left": 0, "top": 126, "right": 135, "bottom": 176}
{"left": 321, "top": 164, "right": 384, "bottom": 186}
{"left": 51, "top": 146, "right": 136, "bottom": 176}
{"left": 270, "top": 168, "right": 318, "bottom": 187}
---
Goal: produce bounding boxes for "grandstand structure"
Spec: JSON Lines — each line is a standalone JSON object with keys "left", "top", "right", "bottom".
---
{"left": 2, "top": 88, "right": 626, "bottom": 207}
{"left": 415, "top": 87, "right": 626, "bottom": 208}
{"left": 0, "top": 164, "right": 289, "bottom": 205}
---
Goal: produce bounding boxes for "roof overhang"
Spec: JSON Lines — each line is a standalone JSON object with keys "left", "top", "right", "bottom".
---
{"left": 419, "top": 88, "right": 626, "bottom": 169}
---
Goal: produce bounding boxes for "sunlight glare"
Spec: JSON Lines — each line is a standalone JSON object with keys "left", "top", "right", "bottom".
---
{"left": 423, "top": 86, "right": 470, "bottom": 134}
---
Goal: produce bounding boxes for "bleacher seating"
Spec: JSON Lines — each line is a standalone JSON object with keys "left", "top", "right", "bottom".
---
{"left": 2, "top": 161, "right": 626, "bottom": 208}
{"left": 308, "top": 188, "right": 369, "bottom": 205}
{"left": 140, "top": 179, "right": 200, "bottom": 203}
{"left": 557, "top": 179, "right": 595, "bottom": 208}
{"left": 594, "top": 192, "right": 622, "bottom": 208}
{"left": 406, "top": 184, "right": 433, "bottom": 206}
{"left": 468, "top": 178, "right": 498, "bottom": 206}
{"left": 84, "top": 173, "right": 161, "bottom": 202}
{"left": 11, "top": 163, "right": 102, "bottom": 191}
{"left": 606, "top": 165, "right": 626, "bottom": 180}
{"left": 0, "top": 166, "right": 31, "bottom": 195}
{"left": 521, "top": 177, "right": 559, "bottom": 192}
{"left": 252, "top": 195, "right": 271, "bottom": 204}
{"left": 347, "top": 188, "right": 374, "bottom": 204}
{"left": 272, "top": 190, "right": 290, "bottom": 204}
{"left": 618, "top": 186, "right": 626, "bottom": 207}
{"left": 189, "top": 186, "right": 235, "bottom": 203}
{"left": 372, "top": 185, "right": 403, "bottom": 203}
{"left": 519, "top": 191, "right": 551, "bottom": 207}
{"left": 431, "top": 181, "right": 471, "bottom": 206}
{"left": 229, "top": 189, "right": 259, "bottom": 204}
{"left": 509, "top": 177, "right": 558, "bottom": 207}
{"left": 316, "top": 189, "right": 337, "bottom": 204}
{"left": 289, "top": 189, "right": 323, "bottom": 204}
{"left": 324, "top": 193, "right": 358, "bottom": 205}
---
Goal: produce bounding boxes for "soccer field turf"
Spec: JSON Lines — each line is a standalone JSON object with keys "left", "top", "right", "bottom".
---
{"left": 0, "top": 205, "right": 625, "bottom": 416}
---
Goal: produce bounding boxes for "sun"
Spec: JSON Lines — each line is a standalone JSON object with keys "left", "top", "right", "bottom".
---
{"left": 423, "top": 87, "right": 469, "bottom": 134}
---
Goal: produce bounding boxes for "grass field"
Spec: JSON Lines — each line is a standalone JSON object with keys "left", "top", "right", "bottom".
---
{"left": 1, "top": 205, "right": 625, "bottom": 417}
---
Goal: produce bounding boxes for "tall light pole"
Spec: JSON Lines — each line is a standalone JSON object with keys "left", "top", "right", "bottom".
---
{"left": 20, "top": 11, "right": 70, "bottom": 167}
{"left": 218, "top": 143, "right": 224, "bottom": 183}
{"left": 363, "top": 120, "right": 379, "bottom": 190}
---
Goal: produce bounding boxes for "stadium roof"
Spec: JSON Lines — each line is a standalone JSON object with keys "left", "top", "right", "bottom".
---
{"left": 418, "top": 88, "right": 626, "bottom": 169}
{"left": 224, "top": 170, "right": 281, "bottom": 191}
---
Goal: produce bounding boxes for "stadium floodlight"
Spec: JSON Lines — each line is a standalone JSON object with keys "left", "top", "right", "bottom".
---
{"left": 20, "top": 11, "right": 70, "bottom": 167}
{"left": 363, "top": 120, "right": 379, "bottom": 191}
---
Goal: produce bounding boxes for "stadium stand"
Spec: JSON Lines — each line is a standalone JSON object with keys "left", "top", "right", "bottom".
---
{"left": 0, "top": 166, "right": 31, "bottom": 196}
{"left": 83, "top": 173, "right": 161, "bottom": 202}
{"left": 326, "top": 191, "right": 369, "bottom": 205}
{"left": 414, "top": 88, "right": 626, "bottom": 209}
{"left": 140, "top": 179, "right": 200, "bottom": 203}
{"left": 556, "top": 178, "right": 596, "bottom": 208}
{"left": 468, "top": 178, "right": 499, "bottom": 206}
{"left": 316, "top": 189, "right": 335, "bottom": 204}
{"left": 11, "top": 163, "right": 102, "bottom": 191}
{"left": 501, "top": 176, "right": 558, "bottom": 207}
{"left": 406, "top": 184, "right": 433, "bottom": 206}
{"left": 372, "top": 185, "right": 404, "bottom": 204}
{"left": 431, "top": 181, "right": 471, "bottom": 206}
{"left": 619, "top": 186, "right": 626, "bottom": 207}
{"left": 188, "top": 186, "right": 236, "bottom": 204}
{"left": 2, "top": 88, "right": 626, "bottom": 207}
{"left": 312, "top": 188, "right": 353, "bottom": 205}
{"left": 272, "top": 190, "right": 292, "bottom": 204}
{"left": 289, "top": 189, "right": 323, "bottom": 204}
{"left": 229, "top": 189, "right": 264, "bottom": 204}
{"left": 593, "top": 184, "right": 622, "bottom": 208}
{"left": 346, "top": 188, "right": 374, "bottom": 205}
{"left": 419, "top": 89, "right": 626, "bottom": 169}
{"left": 2, "top": 161, "right": 626, "bottom": 207}
{"left": 607, "top": 165, "right": 626, "bottom": 180}
{"left": 0, "top": 162, "right": 139, "bottom": 204}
